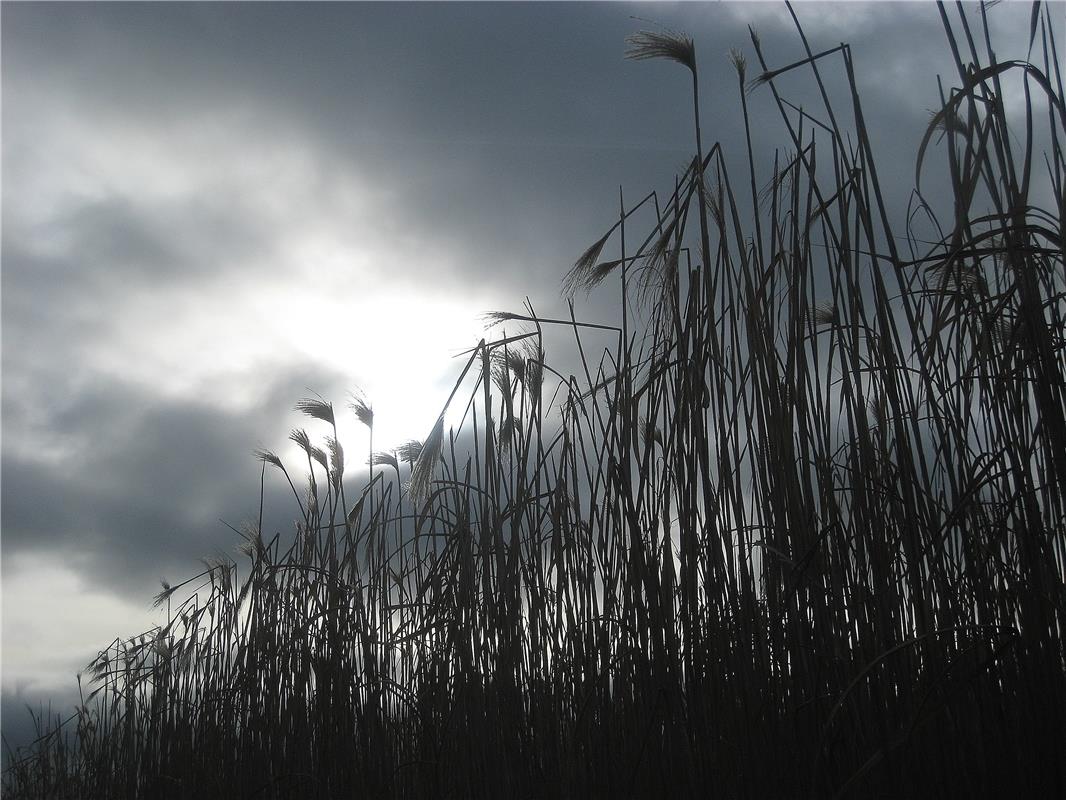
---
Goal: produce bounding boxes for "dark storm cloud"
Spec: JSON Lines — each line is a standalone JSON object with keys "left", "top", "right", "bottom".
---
{"left": 3, "top": 0, "right": 1029, "bottom": 530}
{"left": 3, "top": 3, "right": 719, "bottom": 305}
{"left": 3, "top": 2, "right": 1032, "bottom": 307}
{"left": 43, "top": 194, "right": 279, "bottom": 285}
{"left": 1, "top": 360, "right": 347, "bottom": 599}
{"left": 1, "top": 191, "right": 292, "bottom": 331}
{"left": 3, "top": 0, "right": 1038, "bottom": 570}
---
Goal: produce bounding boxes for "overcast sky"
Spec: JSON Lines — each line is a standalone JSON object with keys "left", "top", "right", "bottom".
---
{"left": 1, "top": 0, "right": 1044, "bottom": 752}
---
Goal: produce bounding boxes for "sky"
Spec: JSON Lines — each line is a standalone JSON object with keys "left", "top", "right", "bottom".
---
{"left": 0, "top": 0, "right": 1047, "bottom": 753}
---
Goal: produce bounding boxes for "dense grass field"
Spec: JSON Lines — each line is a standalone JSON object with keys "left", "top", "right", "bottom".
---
{"left": 5, "top": 5, "right": 1065, "bottom": 798}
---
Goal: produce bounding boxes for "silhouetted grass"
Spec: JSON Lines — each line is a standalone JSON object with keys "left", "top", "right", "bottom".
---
{"left": 5, "top": 4, "right": 1065, "bottom": 798}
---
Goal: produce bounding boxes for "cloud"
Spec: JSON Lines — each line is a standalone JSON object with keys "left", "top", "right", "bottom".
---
{"left": 2, "top": 554, "right": 155, "bottom": 692}
{"left": 1, "top": 357, "right": 351, "bottom": 584}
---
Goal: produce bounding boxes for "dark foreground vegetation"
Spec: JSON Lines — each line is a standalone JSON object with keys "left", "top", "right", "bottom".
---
{"left": 5, "top": 4, "right": 1065, "bottom": 798}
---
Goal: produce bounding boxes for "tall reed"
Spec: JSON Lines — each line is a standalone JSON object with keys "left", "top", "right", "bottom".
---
{"left": 5, "top": 4, "right": 1064, "bottom": 797}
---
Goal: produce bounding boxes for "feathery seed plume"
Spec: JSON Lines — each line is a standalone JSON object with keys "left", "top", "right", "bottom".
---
{"left": 409, "top": 417, "right": 445, "bottom": 504}
{"left": 562, "top": 224, "right": 622, "bottom": 297}
{"left": 295, "top": 398, "right": 335, "bottom": 426}
{"left": 371, "top": 450, "right": 399, "bottom": 470}
{"left": 729, "top": 48, "right": 747, "bottom": 82}
{"left": 350, "top": 390, "right": 374, "bottom": 429}
{"left": 625, "top": 30, "right": 696, "bottom": 73}
{"left": 253, "top": 448, "right": 284, "bottom": 470}
{"left": 327, "top": 436, "right": 344, "bottom": 478}
{"left": 397, "top": 440, "right": 424, "bottom": 465}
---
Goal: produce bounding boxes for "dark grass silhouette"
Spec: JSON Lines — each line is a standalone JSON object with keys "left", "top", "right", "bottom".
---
{"left": 5, "top": 5, "right": 1065, "bottom": 798}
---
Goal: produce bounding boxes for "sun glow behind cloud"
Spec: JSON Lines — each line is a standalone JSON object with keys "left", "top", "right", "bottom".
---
{"left": 6, "top": 78, "right": 499, "bottom": 432}
{"left": 261, "top": 281, "right": 492, "bottom": 450}
{"left": 2, "top": 35, "right": 506, "bottom": 713}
